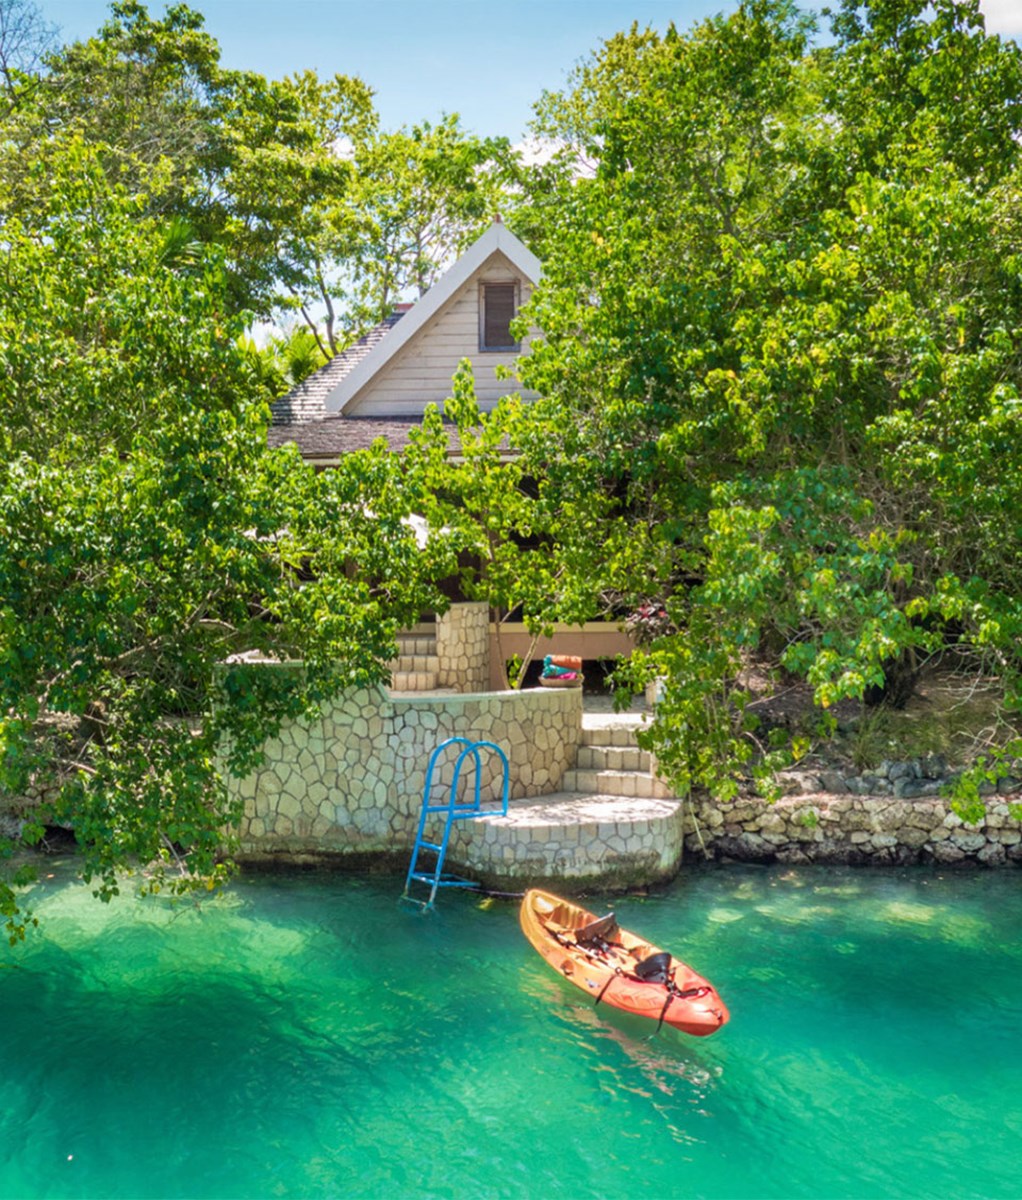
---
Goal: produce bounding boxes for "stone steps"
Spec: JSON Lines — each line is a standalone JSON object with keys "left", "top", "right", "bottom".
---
{"left": 390, "top": 670, "right": 440, "bottom": 691}
{"left": 570, "top": 712, "right": 666, "bottom": 796}
{"left": 443, "top": 706, "right": 683, "bottom": 884}
{"left": 580, "top": 713, "right": 650, "bottom": 748}
{"left": 476, "top": 790, "right": 679, "bottom": 827}
{"left": 389, "top": 627, "right": 439, "bottom": 692}
{"left": 397, "top": 685, "right": 677, "bottom": 884}
{"left": 576, "top": 744, "right": 651, "bottom": 772}
{"left": 561, "top": 767, "right": 671, "bottom": 800}
{"left": 394, "top": 653, "right": 437, "bottom": 673}
{"left": 396, "top": 635, "right": 437, "bottom": 658}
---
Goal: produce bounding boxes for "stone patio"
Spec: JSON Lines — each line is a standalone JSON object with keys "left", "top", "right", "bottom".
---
{"left": 445, "top": 712, "right": 686, "bottom": 889}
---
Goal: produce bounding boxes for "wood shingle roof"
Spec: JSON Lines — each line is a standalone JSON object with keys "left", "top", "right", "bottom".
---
{"left": 267, "top": 415, "right": 459, "bottom": 461}
{"left": 268, "top": 313, "right": 445, "bottom": 460}
{"left": 269, "top": 313, "right": 405, "bottom": 426}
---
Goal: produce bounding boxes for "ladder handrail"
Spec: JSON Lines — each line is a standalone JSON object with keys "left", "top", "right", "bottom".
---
{"left": 426, "top": 738, "right": 509, "bottom": 818}
{"left": 422, "top": 736, "right": 476, "bottom": 813}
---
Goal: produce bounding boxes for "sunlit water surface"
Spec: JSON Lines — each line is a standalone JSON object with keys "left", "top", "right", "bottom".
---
{"left": 2, "top": 862, "right": 1020, "bottom": 1199}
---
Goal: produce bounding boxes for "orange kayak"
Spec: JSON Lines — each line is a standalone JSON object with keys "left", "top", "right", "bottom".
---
{"left": 520, "top": 888, "right": 729, "bottom": 1037}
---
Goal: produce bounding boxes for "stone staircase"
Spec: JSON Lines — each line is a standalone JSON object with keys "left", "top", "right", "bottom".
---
{"left": 563, "top": 715, "right": 672, "bottom": 800}
{"left": 389, "top": 624, "right": 440, "bottom": 692}
{"left": 450, "top": 711, "right": 687, "bottom": 887}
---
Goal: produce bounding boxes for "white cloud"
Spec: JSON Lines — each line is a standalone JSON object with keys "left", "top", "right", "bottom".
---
{"left": 512, "top": 137, "right": 599, "bottom": 180}
{"left": 979, "top": 0, "right": 1022, "bottom": 37}
{"left": 513, "top": 138, "right": 560, "bottom": 168}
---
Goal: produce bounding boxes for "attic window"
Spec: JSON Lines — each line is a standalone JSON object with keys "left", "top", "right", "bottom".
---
{"left": 480, "top": 281, "right": 519, "bottom": 351}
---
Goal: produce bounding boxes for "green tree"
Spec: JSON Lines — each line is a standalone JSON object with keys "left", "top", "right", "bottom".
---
{"left": 397, "top": 362, "right": 636, "bottom": 689}
{"left": 18, "top": 1, "right": 224, "bottom": 207}
{"left": 3, "top": 2, "right": 521, "bottom": 373}
{"left": 9, "top": 3, "right": 520, "bottom": 360}
{"left": 516, "top": 0, "right": 1022, "bottom": 800}
{"left": 0, "top": 141, "right": 450, "bottom": 939}
{"left": 336, "top": 118, "right": 515, "bottom": 336}
{"left": 0, "top": 0, "right": 55, "bottom": 107}
{"left": 11, "top": 2, "right": 379, "bottom": 327}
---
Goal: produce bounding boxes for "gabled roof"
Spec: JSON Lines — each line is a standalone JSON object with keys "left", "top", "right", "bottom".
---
{"left": 267, "top": 220, "right": 541, "bottom": 461}
{"left": 322, "top": 221, "right": 541, "bottom": 415}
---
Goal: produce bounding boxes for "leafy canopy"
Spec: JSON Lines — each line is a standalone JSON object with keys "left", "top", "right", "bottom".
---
{"left": 0, "top": 139, "right": 454, "bottom": 939}
{"left": 516, "top": 0, "right": 1022, "bottom": 800}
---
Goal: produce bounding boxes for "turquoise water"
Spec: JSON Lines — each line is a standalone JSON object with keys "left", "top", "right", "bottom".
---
{"left": 1, "top": 863, "right": 1020, "bottom": 1200}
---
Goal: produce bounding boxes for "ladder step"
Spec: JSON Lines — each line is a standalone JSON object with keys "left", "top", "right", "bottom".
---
{"left": 407, "top": 873, "right": 479, "bottom": 889}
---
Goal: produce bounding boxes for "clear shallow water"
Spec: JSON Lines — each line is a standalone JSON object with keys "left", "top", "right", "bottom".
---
{"left": 2, "top": 863, "right": 1020, "bottom": 1200}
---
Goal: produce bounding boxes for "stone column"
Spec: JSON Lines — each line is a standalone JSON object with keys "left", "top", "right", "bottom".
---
{"left": 436, "top": 601, "right": 490, "bottom": 693}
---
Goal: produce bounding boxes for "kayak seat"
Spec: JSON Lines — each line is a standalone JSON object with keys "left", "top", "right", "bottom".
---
{"left": 634, "top": 951, "right": 672, "bottom": 984}
{"left": 575, "top": 912, "right": 618, "bottom": 946}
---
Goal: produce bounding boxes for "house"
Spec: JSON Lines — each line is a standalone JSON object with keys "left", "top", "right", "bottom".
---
{"left": 269, "top": 217, "right": 540, "bottom": 467}
{"left": 269, "top": 218, "right": 633, "bottom": 689}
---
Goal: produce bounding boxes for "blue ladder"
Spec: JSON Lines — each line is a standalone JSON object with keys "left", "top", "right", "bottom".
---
{"left": 403, "top": 737, "right": 510, "bottom": 909}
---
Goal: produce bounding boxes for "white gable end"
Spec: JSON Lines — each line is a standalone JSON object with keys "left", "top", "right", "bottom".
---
{"left": 322, "top": 223, "right": 541, "bottom": 417}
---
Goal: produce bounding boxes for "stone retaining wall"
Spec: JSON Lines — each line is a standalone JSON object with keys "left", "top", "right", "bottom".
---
{"left": 229, "top": 682, "right": 583, "bottom": 863}
{"left": 6, "top": 683, "right": 1022, "bottom": 878}
{"left": 446, "top": 795, "right": 686, "bottom": 890}
{"left": 686, "top": 792, "right": 1022, "bottom": 867}
{"left": 775, "top": 755, "right": 1022, "bottom": 800}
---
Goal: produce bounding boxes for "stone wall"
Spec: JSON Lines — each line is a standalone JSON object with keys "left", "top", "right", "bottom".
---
{"left": 445, "top": 794, "right": 686, "bottom": 890}
{"left": 686, "top": 792, "right": 1022, "bottom": 867}
{"left": 774, "top": 755, "right": 1022, "bottom": 801}
{"left": 229, "top": 681, "right": 583, "bottom": 863}
{"left": 437, "top": 601, "right": 489, "bottom": 692}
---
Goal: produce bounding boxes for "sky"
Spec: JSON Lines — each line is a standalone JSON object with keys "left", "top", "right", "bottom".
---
{"left": 37, "top": 0, "right": 1022, "bottom": 142}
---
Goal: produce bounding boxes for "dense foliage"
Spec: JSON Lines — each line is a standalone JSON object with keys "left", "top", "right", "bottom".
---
{"left": 514, "top": 0, "right": 1022, "bottom": 799}
{"left": 0, "top": 0, "right": 514, "bottom": 934}
{"left": 1, "top": 1, "right": 512, "bottom": 347}
{"left": 0, "top": 139, "right": 455, "bottom": 937}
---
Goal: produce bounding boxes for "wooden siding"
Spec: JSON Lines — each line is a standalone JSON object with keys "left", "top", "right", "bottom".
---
{"left": 345, "top": 251, "right": 537, "bottom": 416}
